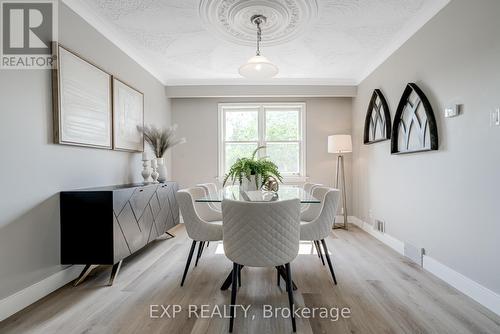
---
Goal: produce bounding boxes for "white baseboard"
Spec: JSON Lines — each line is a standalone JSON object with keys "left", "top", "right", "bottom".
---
{"left": 349, "top": 216, "right": 500, "bottom": 316}
{"left": 347, "top": 216, "right": 404, "bottom": 254}
{"left": 423, "top": 255, "right": 500, "bottom": 316}
{"left": 0, "top": 265, "right": 84, "bottom": 321}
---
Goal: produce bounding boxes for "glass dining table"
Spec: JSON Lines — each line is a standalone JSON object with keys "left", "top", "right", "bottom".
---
{"left": 195, "top": 185, "right": 321, "bottom": 291}
{"left": 194, "top": 185, "right": 321, "bottom": 204}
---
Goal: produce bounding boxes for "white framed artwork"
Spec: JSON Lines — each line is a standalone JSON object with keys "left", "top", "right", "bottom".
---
{"left": 53, "top": 44, "right": 112, "bottom": 149}
{"left": 112, "top": 78, "right": 144, "bottom": 152}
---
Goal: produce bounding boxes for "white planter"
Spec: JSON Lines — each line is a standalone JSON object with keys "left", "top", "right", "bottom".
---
{"left": 157, "top": 157, "right": 168, "bottom": 182}
{"left": 241, "top": 175, "right": 260, "bottom": 191}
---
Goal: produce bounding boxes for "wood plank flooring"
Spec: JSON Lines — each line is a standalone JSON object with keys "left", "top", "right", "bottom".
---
{"left": 1, "top": 224, "right": 499, "bottom": 334}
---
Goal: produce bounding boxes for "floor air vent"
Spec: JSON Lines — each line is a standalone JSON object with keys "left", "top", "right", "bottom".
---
{"left": 375, "top": 219, "right": 385, "bottom": 233}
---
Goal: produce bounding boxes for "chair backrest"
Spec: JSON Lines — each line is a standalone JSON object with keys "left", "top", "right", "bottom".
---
{"left": 303, "top": 182, "right": 321, "bottom": 195}
{"left": 186, "top": 186, "right": 221, "bottom": 222}
{"left": 222, "top": 199, "right": 300, "bottom": 267}
{"left": 301, "top": 186, "right": 331, "bottom": 221}
{"left": 197, "top": 183, "right": 221, "bottom": 211}
{"left": 176, "top": 188, "right": 221, "bottom": 241}
{"left": 302, "top": 189, "right": 341, "bottom": 240}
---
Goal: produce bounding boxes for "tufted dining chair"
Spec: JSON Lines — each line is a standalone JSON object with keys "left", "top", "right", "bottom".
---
{"left": 222, "top": 199, "right": 301, "bottom": 333}
{"left": 301, "top": 182, "right": 322, "bottom": 214}
{"left": 176, "top": 187, "right": 223, "bottom": 286}
{"left": 300, "top": 186, "right": 331, "bottom": 222}
{"left": 197, "top": 182, "right": 222, "bottom": 212}
{"left": 300, "top": 188, "right": 341, "bottom": 285}
{"left": 303, "top": 182, "right": 321, "bottom": 195}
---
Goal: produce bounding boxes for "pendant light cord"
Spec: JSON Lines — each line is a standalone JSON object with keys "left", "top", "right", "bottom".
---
{"left": 256, "top": 19, "right": 262, "bottom": 56}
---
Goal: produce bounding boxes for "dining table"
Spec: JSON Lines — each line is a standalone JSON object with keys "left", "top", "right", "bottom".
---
{"left": 195, "top": 185, "right": 321, "bottom": 291}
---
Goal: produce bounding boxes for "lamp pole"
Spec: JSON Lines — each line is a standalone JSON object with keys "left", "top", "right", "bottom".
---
{"left": 333, "top": 153, "right": 348, "bottom": 230}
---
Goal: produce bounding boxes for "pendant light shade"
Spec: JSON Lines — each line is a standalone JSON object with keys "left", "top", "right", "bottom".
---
{"left": 239, "top": 14, "right": 278, "bottom": 79}
{"left": 239, "top": 55, "right": 278, "bottom": 79}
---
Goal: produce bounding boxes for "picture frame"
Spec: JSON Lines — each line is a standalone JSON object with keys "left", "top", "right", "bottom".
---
{"left": 112, "top": 78, "right": 144, "bottom": 152}
{"left": 52, "top": 43, "right": 112, "bottom": 149}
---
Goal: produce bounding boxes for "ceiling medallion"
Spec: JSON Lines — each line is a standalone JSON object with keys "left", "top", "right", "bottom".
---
{"left": 198, "top": 0, "right": 319, "bottom": 46}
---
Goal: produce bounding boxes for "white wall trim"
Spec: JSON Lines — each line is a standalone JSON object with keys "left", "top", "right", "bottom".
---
{"left": 0, "top": 265, "right": 83, "bottom": 321}
{"left": 348, "top": 216, "right": 404, "bottom": 255}
{"left": 62, "top": 0, "right": 166, "bottom": 85}
{"left": 355, "top": 0, "right": 451, "bottom": 84}
{"left": 349, "top": 216, "right": 500, "bottom": 316}
{"left": 423, "top": 256, "right": 500, "bottom": 316}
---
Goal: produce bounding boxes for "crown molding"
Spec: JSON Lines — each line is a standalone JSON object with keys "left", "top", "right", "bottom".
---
{"left": 166, "top": 85, "right": 357, "bottom": 98}
{"left": 61, "top": 0, "right": 167, "bottom": 85}
{"left": 164, "top": 77, "right": 358, "bottom": 86}
{"left": 355, "top": 0, "right": 451, "bottom": 85}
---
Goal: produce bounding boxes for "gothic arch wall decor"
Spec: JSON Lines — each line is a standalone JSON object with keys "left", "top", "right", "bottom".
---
{"left": 391, "top": 83, "right": 438, "bottom": 154}
{"left": 363, "top": 89, "right": 391, "bottom": 144}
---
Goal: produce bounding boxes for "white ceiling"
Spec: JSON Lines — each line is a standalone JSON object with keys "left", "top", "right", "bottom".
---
{"left": 64, "top": 0, "right": 450, "bottom": 86}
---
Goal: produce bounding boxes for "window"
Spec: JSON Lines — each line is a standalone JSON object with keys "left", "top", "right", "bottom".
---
{"left": 218, "top": 103, "right": 306, "bottom": 181}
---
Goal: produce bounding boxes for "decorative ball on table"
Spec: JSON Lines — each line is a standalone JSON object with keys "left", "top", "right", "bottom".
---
{"left": 262, "top": 176, "right": 279, "bottom": 192}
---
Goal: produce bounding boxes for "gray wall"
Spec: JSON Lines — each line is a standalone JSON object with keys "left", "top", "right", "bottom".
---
{"left": 352, "top": 0, "right": 500, "bottom": 294}
{"left": 0, "top": 4, "right": 171, "bottom": 299}
{"left": 171, "top": 97, "right": 353, "bottom": 212}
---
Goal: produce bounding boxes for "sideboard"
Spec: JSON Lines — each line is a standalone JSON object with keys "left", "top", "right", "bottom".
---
{"left": 60, "top": 182, "right": 179, "bottom": 286}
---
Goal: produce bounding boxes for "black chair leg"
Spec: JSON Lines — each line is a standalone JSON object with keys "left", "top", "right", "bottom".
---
{"left": 229, "top": 263, "right": 239, "bottom": 333}
{"left": 320, "top": 239, "right": 337, "bottom": 285}
{"left": 238, "top": 265, "right": 242, "bottom": 287}
{"left": 285, "top": 263, "right": 296, "bottom": 332}
{"left": 314, "top": 240, "right": 325, "bottom": 266}
{"left": 180, "top": 240, "right": 197, "bottom": 286}
{"left": 195, "top": 241, "right": 204, "bottom": 267}
{"left": 276, "top": 266, "right": 281, "bottom": 286}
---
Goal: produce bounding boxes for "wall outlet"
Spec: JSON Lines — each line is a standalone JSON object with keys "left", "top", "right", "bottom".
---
{"left": 490, "top": 108, "right": 500, "bottom": 127}
{"left": 404, "top": 243, "right": 424, "bottom": 267}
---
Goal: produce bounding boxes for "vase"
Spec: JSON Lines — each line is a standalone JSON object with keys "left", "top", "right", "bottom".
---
{"left": 241, "top": 174, "right": 260, "bottom": 191}
{"left": 151, "top": 158, "right": 159, "bottom": 183}
{"left": 157, "top": 157, "right": 168, "bottom": 183}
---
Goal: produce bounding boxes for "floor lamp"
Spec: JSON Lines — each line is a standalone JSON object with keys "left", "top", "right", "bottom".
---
{"left": 328, "top": 135, "right": 352, "bottom": 230}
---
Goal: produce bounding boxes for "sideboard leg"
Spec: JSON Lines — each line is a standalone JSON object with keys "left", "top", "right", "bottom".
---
{"left": 108, "top": 260, "right": 123, "bottom": 286}
{"left": 74, "top": 264, "right": 98, "bottom": 287}
{"left": 165, "top": 231, "right": 176, "bottom": 238}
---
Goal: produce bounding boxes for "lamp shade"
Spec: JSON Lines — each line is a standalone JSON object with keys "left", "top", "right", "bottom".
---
{"left": 328, "top": 135, "right": 352, "bottom": 153}
{"left": 239, "top": 55, "right": 278, "bottom": 79}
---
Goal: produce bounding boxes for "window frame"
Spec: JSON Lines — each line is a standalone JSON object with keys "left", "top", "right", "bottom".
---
{"left": 218, "top": 102, "right": 307, "bottom": 183}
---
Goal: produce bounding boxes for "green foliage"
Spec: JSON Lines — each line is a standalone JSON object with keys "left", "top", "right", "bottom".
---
{"left": 223, "top": 146, "right": 283, "bottom": 188}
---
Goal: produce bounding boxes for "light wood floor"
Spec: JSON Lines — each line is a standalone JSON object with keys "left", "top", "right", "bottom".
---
{"left": 1, "top": 224, "right": 499, "bottom": 334}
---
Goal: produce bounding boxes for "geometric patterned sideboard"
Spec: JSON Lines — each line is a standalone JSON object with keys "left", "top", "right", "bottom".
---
{"left": 60, "top": 182, "right": 179, "bottom": 285}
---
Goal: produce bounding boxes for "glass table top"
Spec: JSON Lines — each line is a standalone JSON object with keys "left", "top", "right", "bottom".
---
{"left": 195, "top": 185, "right": 320, "bottom": 204}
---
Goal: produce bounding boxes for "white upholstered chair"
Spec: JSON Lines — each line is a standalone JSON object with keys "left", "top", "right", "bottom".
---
{"left": 191, "top": 185, "right": 222, "bottom": 222}
{"left": 222, "top": 199, "right": 301, "bottom": 333}
{"left": 301, "top": 182, "right": 322, "bottom": 213}
{"left": 300, "top": 188, "right": 341, "bottom": 284}
{"left": 303, "top": 182, "right": 321, "bottom": 195}
{"left": 197, "top": 182, "right": 222, "bottom": 212}
{"left": 300, "top": 186, "right": 330, "bottom": 222}
{"left": 176, "top": 187, "right": 223, "bottom": 286}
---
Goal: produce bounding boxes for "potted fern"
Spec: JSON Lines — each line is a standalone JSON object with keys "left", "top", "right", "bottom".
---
{"left": 223, "top": 146, "right": 283, "bottom": 191}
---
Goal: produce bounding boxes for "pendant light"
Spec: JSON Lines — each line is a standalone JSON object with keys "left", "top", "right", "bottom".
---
{"left": 239, "top": 15, "right": 278, "bottom": 79}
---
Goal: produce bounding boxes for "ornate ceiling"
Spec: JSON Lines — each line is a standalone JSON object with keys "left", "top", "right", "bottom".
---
{"left": 73, "top": 0, "right": 450, "bottom": 85}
